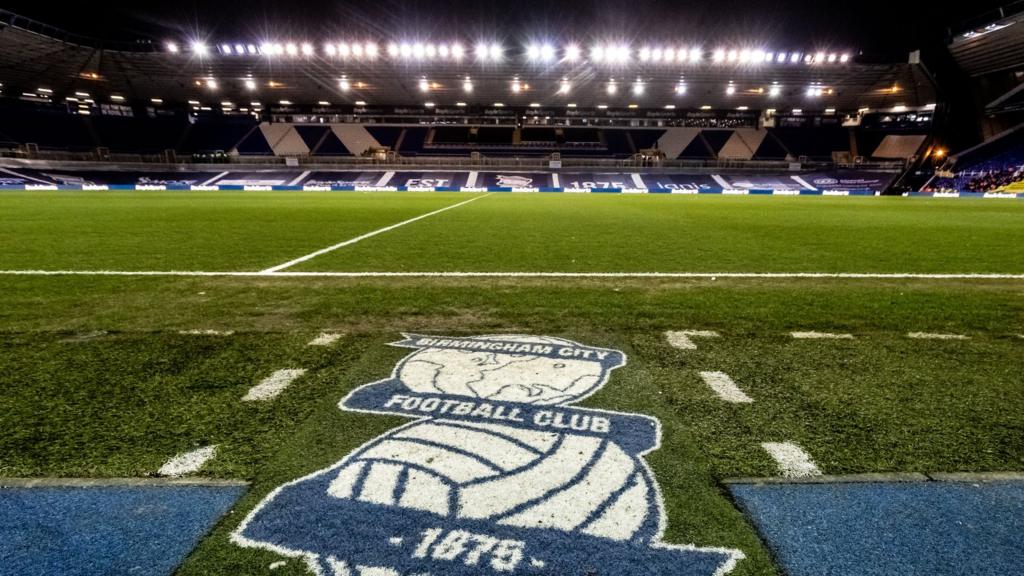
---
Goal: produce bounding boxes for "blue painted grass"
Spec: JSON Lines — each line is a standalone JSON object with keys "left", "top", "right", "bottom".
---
{"left": 0, "top": 485, "right": 246, "bottom": 576}
{"left": 730, "top": 481, "right": 1024, "bottom": 576}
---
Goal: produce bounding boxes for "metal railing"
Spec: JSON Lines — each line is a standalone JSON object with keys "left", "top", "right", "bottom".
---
{"left": 0, "top": 147, "right": 905, "bottom": 173}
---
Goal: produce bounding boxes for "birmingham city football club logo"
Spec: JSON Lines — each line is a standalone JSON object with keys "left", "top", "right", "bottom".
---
{"left": 232, "top": 334, "right": 744, "bottom": 575}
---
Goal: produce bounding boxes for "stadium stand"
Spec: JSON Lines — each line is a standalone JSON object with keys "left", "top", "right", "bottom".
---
{"left": 927, "top": 125, "right": 1024, "bottom": 192}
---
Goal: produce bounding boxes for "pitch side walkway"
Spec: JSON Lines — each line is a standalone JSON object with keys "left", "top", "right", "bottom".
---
{"left": 0, "top": 479, "right": 246, "bottom": 576}
{"left": 728, "top": 474, "right": 1024, "bottom": 576}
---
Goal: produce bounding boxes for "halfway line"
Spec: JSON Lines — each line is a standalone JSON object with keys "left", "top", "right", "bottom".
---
{"left": 258, "top": 193, "right": 492, "bottom": 273}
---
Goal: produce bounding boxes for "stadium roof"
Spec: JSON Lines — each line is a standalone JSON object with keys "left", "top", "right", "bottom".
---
{"left": 0, "top": 10, "right": 936, "bottom": 112}
{"left": 949, "top": 2, "right": 1024, "bottom": 76}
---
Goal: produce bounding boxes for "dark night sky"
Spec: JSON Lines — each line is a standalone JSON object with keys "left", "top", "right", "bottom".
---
{"left": 1, "top": 0, "right": 1013, "bottom": 57}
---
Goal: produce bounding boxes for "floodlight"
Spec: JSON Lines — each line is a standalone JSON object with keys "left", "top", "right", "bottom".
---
{"left": 191, "top": 41, "right": 209, "bottom": 55}
{"left": 419, "top": 78, "right": 430, "bottom": 92}
{"left": 387, "top": 43, "right": 399, "bottom": 57}
{"left": 325, "top": 44, "right": 337, "bottom": 56}
{"left": 632, "top": 81, "right": 644, "bottom": 96}
{"left": 558, "top": 79, "right": 571, "bottom": 94}
{"left": 244, "top": 79, "right": 257, "bottom": 90}
{"left": 451, "top": 43, "right": 465, "bottom": 59}
{"left": 769, "top": 84, "right": 781, "bottom": 97}
{"left": 339, "top": 78, "right": 351, "bottom": 91}
{"left": 166, "top": 42, "right": 179, "bottom": 53}
{"left": 564, "top": 44, "right": 581, "bottom": 62}
{"left": 463, "top": 78, "right": 474, "bottom": 92}
{"left": 489, "top": 43, "right": 502, "bottom": 60}
{"left": 540, "top": 44, "right": 556, "bottom": 61}
{"left": 475, "top": 43, "right": 489, "bottom": 60}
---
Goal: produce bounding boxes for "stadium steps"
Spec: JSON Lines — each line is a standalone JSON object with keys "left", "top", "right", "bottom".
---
{"left": 329, "top": 125, "right": 378, "bottom": 156}
{"left": 678, "top": 132, "right": 717, "bottom": 159}
{"left": 657, "top": 128, "right": 701, "bottom": 159}
{"left": 261, "top": 123, "right": 310, "bottom": 156}
{"left": 81, "top": 117, "right": 102, "bottom": 151}
{"left": 232, "top": 124, "right": 271, "bottom": 155}
{"left": 872, "top": 134, "right": 927, "bottom": 160}
{"left": 718, "top": 129, "right": 766, "bottom": 160}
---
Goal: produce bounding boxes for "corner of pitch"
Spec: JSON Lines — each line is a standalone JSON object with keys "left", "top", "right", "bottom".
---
{"left": 231, "top": 333, "right": 745, "bottom": 575}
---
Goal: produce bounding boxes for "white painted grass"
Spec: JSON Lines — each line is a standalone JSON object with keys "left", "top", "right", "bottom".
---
{"left": 308, "top": 332, "right": 343, "bottom": 346}
{"left": 259, "top": 194, "right": 492, "bottom": 273}
{"left": 3, "top": 270, "right": 1024, "bottom": 280}
{"left": 665, "top": 330, "right": 720, "bottom": 350}
{"left": 178, "top": 329, "right": 235, "bottom": 336}
{"left": 158, "top": 445, "right": 217, "bottom": 477}
{"left": 698, "top": 371, "right": 753, "bottom": 403}
{"left": 790, "top": 331, "right": 854, "bottom": 339}
{"left": 907, "top": 332, "right": 970, "bottom": 340}
{"left": 243, "top": 369, "right": 308, "bottom": 401}
{"left": 761, "top": 442, "right": 822, "bottom": 478}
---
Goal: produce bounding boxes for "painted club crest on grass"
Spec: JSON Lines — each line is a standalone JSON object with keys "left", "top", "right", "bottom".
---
{"left": 232, "top": 334, "right": 744, "bottom": 575}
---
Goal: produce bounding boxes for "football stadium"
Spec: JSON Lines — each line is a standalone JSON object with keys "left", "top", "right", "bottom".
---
{"left": 0, "top": 1, "right": 1022, "bottom": 575}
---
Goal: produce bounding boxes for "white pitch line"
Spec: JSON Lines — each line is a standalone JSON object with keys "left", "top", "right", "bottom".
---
{"left": 790, "top": 331, "right": 854, "bottom": 339}
{"left": 761, "top": 442, "right": 822, "bottom": 478}
{"left": 243, "top": 368, "right": 308, "bottom": 401}
{"left": 158, "top": 445, "right": 217, "bottom": 477}
{"left": 2, "top": 270, "right": 1024, "bottom": 280}
{"left": 259, "top": 194, "right": 492, "bottom": 273}
{"left": 308, "top": 332, "right": 343, "bottom": 346}
{"left": 666, "top": 330, "right": 720, "bottom": 350}
{"left": 178, "top": 329, "right": 235, "bottom": 336}
{"left": 200, "top": 171, "right": 230, "bottom": 186}
{"left": 699, "top": 371, "right": 753, "bottom": 403}
{"left": 907, "top": 332, "right": 970, "bottom": 340}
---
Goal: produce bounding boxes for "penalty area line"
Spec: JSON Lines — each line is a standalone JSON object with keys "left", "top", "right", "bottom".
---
{"left": 2, "top": 270, "right": 1024, "bottom": 280}
{"left": 258, "top": 193, "right": 492, "bottom": 273}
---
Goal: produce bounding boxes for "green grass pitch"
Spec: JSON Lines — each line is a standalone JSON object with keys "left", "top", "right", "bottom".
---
{"left": 1, "top": 190, "right": 1022, "bottom": 575}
